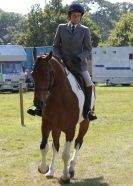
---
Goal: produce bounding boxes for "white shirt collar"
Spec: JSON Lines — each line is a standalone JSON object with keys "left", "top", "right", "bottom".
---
{"left": 68, "top": 21, "right": 78, "bottom": 28}
{"left": 70, "top": 23, "right": 78, "bottom": 28}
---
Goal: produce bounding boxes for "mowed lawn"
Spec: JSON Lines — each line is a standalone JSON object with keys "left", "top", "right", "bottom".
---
{"left": 0, "top": 86, "right": 133, "bottom": 186}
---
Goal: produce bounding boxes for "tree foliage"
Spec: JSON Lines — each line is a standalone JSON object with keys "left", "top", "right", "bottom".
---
{"left": 0, "top": 0, "right": 133, "bottom": 47}
{"left": 82, "top": 14, "right": 101, "bottom": 47}
{"left": 82, "top": 0, "right": 133, "bottom": 42}
{"left": 22, "top": 4, "right": 45, "bottom": 46}
{"left": 18, "top": 0, "right": 101, "bottom": 47}
{"left": 0, "top": 9, "right": 25, "bottom": 44}
{"left": 107, "top": 12, "right": 133, "bottom": 46}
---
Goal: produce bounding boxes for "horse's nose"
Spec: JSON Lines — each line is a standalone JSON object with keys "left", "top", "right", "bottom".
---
{"left": 34, "top": 99, "right": 43, "bottom": 109}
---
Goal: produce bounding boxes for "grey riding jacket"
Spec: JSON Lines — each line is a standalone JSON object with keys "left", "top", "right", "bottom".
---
{"left": 53, "top": 22, "right": 92, "bottom": 71}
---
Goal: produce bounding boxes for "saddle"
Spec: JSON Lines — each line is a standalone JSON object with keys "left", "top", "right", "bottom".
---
{"left": 64, "top": 59, "right": 86, "bottom": 94}
{"left": 63, "top": 59, "right": 95, "bottom": 120}
{"left": 68, "top": 69, "right": 86, "bottom": 94}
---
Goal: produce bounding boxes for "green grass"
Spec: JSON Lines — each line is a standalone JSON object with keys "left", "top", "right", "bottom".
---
{"left": 0, "top": 85, "right": 133, "bottom": 186}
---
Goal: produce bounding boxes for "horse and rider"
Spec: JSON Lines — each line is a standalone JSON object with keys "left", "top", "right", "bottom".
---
{"left": 27, "top": 2, "right": 98, "bottom": 183}
{"left": 28, "top": 2, "right": 97, "bottom": 121}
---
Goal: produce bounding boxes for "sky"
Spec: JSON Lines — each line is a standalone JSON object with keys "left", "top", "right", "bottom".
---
{"left": 0, "top": 0, "right": 132, "bottom": 15}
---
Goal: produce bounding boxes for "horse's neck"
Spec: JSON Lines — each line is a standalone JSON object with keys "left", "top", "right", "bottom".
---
{"left": 53, "top": 60, "right": 67, "bottom": 85}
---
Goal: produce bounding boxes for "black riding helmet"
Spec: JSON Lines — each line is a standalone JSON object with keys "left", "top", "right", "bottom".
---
{"left": 68, "top": 2, "right": 84, "bottom": 16}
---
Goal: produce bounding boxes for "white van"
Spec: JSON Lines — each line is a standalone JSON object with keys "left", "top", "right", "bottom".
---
{"left": 0, "top": 44, "right": 27, "bottom": 91}
{"left": 92, "top": 47, "right": 133, "bottom": 85}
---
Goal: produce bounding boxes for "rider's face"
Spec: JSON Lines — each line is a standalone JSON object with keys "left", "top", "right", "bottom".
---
{"left": 70, "top": 12, "right": 82, "bottom": 25}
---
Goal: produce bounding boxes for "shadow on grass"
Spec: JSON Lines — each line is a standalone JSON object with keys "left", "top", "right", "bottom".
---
{"left": 97, "top": 84, "right": 133, "bottom": 88}
{"left": 0, "top": 91, "right": 18, "bottom": 94}
{"left": 58, "top": 176, "right": 109, "bottom": 186}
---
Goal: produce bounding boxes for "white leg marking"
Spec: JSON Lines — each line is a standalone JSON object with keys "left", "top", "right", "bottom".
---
{"left": 69, "top": 143, "right": 80, "bottom": 173}
{"left": 45, "top": 143, "right": 58, "bottom": 177}
{"left": 38, "top": 143, "right": 49, "bottom": 174}
{"left": 62, "top": 141, "right": 72, "bottom": 180}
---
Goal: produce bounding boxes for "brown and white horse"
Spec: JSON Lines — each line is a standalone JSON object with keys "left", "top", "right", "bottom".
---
{"left": 32, "top": 51, "right": 94, "bottom": 183}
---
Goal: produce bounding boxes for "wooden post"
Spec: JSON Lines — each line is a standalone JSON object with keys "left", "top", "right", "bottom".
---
{"left": 19, "top": 82, "right": 25, "bottom": 126}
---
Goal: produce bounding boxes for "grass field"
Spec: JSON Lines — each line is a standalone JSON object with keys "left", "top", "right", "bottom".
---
{"left": 0, "top": 85, "right": 133, "bottom": 186}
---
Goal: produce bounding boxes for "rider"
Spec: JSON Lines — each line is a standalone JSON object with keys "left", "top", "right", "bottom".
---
{"left": 53, "top": 1, "right": 97, "bottom": 121}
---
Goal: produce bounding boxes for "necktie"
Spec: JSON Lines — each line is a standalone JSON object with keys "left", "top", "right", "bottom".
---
{"left": 71, "top": 25, "right": 75, "bottom": 33}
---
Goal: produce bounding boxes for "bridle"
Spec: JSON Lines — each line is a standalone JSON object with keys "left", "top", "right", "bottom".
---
{"left": 34, "top": 60, "right": 54, "bottom": 93}
{"left": 33, "top": 57, "right": 69, "bottom": 96}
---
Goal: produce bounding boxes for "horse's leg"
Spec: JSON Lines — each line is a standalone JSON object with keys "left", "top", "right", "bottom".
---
{"left": 45, "top": 129, "right": 61, "bottom": 178}
{"left": 69, "top": 120, "right": 89, "bottom": 178}
{"left": 61, "top": 130, "right": 75, "bottom": 183}
{"left": 38, "top": 120, "right": 51, "bottom": 174}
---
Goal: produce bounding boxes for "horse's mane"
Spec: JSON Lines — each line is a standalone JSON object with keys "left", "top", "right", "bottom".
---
{"left": 35, "top": 54, "right": 64, "bottom": 70}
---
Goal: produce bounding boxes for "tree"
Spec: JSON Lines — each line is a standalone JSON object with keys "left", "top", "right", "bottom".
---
{"left": 82, "top": 14, "right": 101, "bottom": 47}
{"left": 18, "top": 0, "right": 101, "bottom": 47}
{"left": 107, "top": 12, "right": 133, "bottom": 46}
{"left": 22, "top": 4, "right": 45, "bottom": 46}
{"left": 19, "top": 2, "right": 67, "bottom": 46}
{"left": 1, "top": 0, "right": 133, "bottom": 46}
{"left": 41, "top": 2, "right": 67, "bottom": 45}
{"left": 0, "top": 9, "right": 25, "bottom": 44}
{"left": 82, "top": 0, "right": 133, "bottom": 42}
{"left": 50, "top": 0, "right": 63, "bottom": 11}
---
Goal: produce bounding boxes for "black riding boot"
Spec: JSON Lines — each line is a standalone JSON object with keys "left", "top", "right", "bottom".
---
{"left": 83, "top": 86, "right": 97, "bottom": 121}
{"left": 27, "top": 106, "right": 42, "bottom": 116}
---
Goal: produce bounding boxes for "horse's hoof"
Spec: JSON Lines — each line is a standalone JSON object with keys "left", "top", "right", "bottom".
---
{"left": 38, "top": 167, "right": 44, "bottom": 174}
{"left": 38, "top": 166, "right": 49, "bottom": 174}
{"left": 59, "top": 176, "right": 70, "bottom": 184}
{"left": 69, "top": 170, "right": 75, "bottom": 178}
{"left": 45, "top": 170, "right": 54, "bottom": 179}
{"left": 45, "top": 174, "right": 53, "bottom": 179}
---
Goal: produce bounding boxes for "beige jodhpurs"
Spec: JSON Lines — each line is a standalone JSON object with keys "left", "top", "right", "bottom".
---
{"left": 81, "top": 71, "right": 95, "bottom": 110}
{"left": 81, "top": 71, "right": 93, "bottom": 87}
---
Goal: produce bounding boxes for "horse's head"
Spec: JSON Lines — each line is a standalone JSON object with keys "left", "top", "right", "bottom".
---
{"left": 32, "top": 51, "right": 54, "bottom": 109}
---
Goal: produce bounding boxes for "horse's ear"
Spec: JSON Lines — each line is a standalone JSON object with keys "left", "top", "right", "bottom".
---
{"left": 46, "top": 51, "right": 53, "bottom": 61}
{"left": 33, "top": 47, "right": 37, "bottom": 64}
{"left": 49, "top": 51, "right": 52, "bottom": 56}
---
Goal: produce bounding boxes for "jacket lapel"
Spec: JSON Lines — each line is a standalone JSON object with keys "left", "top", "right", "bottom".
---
{"left": 74, "top": 23, "right": 81, "bottom": 34}
{"left": 66, "top": 22, "right": 81, "bottom": 35}
{"left": 66, "top": 23, "right": 72, "bottom": 34}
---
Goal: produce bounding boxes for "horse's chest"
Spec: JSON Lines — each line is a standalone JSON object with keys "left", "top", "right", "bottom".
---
{"left": 67, "top": 72, "right": 85, "bottom": 120}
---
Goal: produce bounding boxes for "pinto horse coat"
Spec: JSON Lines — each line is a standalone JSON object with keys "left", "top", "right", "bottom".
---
{"left": 32, "top": 51, "right": 91, "bottom": 183}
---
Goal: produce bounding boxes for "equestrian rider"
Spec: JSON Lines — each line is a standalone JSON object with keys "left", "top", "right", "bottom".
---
{"left": 53, "top": 2, "right": 97, "bottom": 121}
